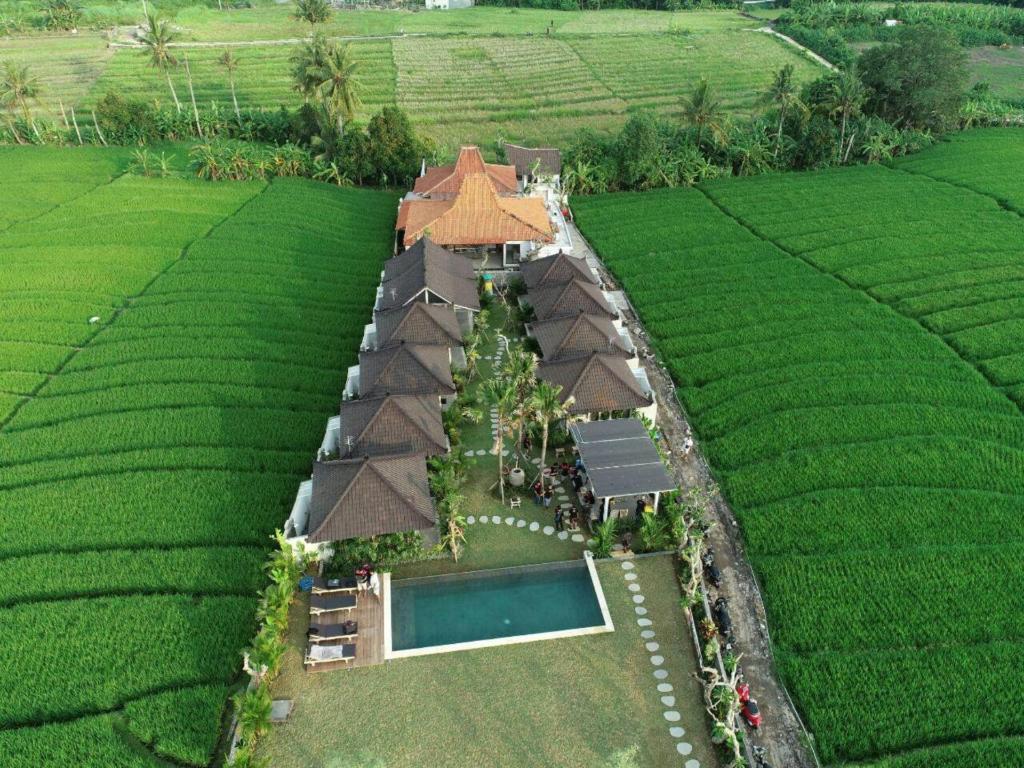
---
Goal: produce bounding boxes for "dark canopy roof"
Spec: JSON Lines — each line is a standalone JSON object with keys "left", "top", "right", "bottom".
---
{"left": 526, "top": 279, "right": 616, "bottom": 322}
{"left": 375, "top": 302, "right": 463, "bottom": 349}
{"left": 519, "top": 251, "right": 598, "bottom": 291}
{"left": 359, "top": 343, "right": 456, "bottom": 398}
{"left": 339, "top": 394, "right": 447, "bottom": 458}
{"left": 570, "top": 419, "right": 675, "bottom": 499}
{"left": 503, "top": 143, "right": 562, "bottom": 177}
{"left": 537, "top": 353, "right": 651, "bottom": 415}
{"left": 530, "top": 312, "right": 631, "bottom": 362}
{"left": 380, "top": 238, "right": 480, "bottom": 312}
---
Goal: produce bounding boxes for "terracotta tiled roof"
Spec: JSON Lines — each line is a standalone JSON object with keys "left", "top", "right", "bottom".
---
{"left": 339, "top": 394, "right": 447, "bottom": 458}
{"left": 413, "top": 146, "right": 518, "bottom": 199}
{"left": 504, "top": 143, "right": 562, "bottom": 177}
{"left": 307, "top": 454, "right": 436, "bottom": 543}
{"left": 359, "top": 343, "right": 455, "bottom": 398}
{"left": 375, "top": 302, "right": 464, "bottom": 349}
{"left": 379, "top": 238, "right": 480, "bottom": 312}
{"left": 398, "top": 173, "right": 555, "bottom": 248}
{"left": 530, "top": 313, "right": 631, "bottom": 362}
{"left": 537, "top": 354, "right": 652, "bottom": 416}
{"left": 520, "top": 251, "right": 598, "bottom": 290}
{"left": 526, "top": 279, "right": 617, "bottom": 322}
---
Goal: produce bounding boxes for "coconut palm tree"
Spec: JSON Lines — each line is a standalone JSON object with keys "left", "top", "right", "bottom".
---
{"left": 827, "top": 65, "right": 866, "bottom": 163}
{"left": 0, "top": 60, "right": 41, "bottom": 139}
{"left": 139, "top": 12, "right": 181, "bottom": 112}
{"left": 760, "top": 63, "right": 805, "bottom": 160}
{"left": 682, "top": 77, "right": 727, "bottom": 152}
{"left": 293, "top": 0, "right": 331, "bottom": 28}
{"left": 530, "top": 380, "right": 572, "bottom": 490}
{"left": 290, "top": 31, "right": 329, "bottom": 102}
{"left": 481, "top": 377, "right": 516, "bottom": 505}
{"left": 219, "top": 48, "right": 241, "bottom": 122}
{"left": 439, "top": 491, "right": 467, "bottom": 562}
{"left": 313, "top": 42, "right": 360, "bottom": 136}
{"left": 501, "top": 345, "right": 537, "bottom": 463}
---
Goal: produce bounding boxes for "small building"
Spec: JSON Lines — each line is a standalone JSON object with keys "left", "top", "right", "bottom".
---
{"left": 426, "top": 0, "right": 473, "bottom": 8}
{"left": 525, "top": 278, "right": 619, "bottom": 323}
{"left": 413, "top": 146, "right": 517, "bottom": 200}
{"left": 537, "top": 352, "right": 657, "bottom": 424}
{"left": 376, "top": 237, "right": 480, "bottom": 325}
{"left": 346, "top": 343, "right": 457, "bottom": 407}
{"left": 364, "top": 302, "right": 465, "bottom": 353}
{"left": 332, "top": 394, "right": 448, "bottom": 459}
{"left": 519, "top": 251, "right": 598, "bottom": 291}
{"left": 503, "top": 143, "right": 562, "bottom": 188}
{"left": 528, "top": 312, "right": 635, "bottom": 363}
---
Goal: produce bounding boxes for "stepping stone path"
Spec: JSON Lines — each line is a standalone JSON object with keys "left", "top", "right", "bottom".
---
{"left": 491, "top": 515, "right": 501, "bottom": 524}
{"left": 620, "top": 557, "right": 698, "bottom": 765}
{"left": 557, "top": 531, "right": 569, "bottom": 540}
{"left": 529, "top": 522, "right": 540, "bottom": 531}
{"left": 466, "top": 515, "right": 476, "bottom": 524}
{"left": 571, "top": 533, "right": 584, "bottom": 543}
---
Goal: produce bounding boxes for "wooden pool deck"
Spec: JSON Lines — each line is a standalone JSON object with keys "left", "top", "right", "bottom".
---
{"left": 302, "top": 589, "right": 385, "bottom": 672}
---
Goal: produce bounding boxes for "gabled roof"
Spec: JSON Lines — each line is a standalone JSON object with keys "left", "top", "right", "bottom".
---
{"left": 537, "top": 353, "right": 651, "bottom": 416}
{"left": 526, "top": 279, "right": 617, "bottom": 322}
{"left": 307, "top": 454, "right": 436, "bottom": 543}
{"left": 504, "top": 143, "right": 562, "bottom": 177}
{"left": 413, "top": 146, "right": 518, "bottom": 199}
{"left": 570, "top": 418, "right": 675, "bottom": 499}
{"left": 379, "top": 238, "right": 480, "bottom": 312}
{"left": 375, "top": 302, "right": 464, "bottom": 349}
{"left": 397, "top": 173, "right": 555, "bottom": 248}
{"left": 520, "top": 251, "right": 598, "bottom": 290}
{"left": 359, "top": 343, "right": 456, "bottom": 398}
{"left": 530, "top": 312, "right": 631, "bottom": 362}
{"left": 339, "top": 394, "right": 447, "bottom": 458}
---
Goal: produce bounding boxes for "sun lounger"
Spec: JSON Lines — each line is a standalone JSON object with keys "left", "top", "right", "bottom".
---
{"left": 309, "top": 593, "right": 356, "bottom": 616}
{"left": 304, "top": 643, "right": 356, "bottom": 668}
{"left": 311, "top": 576, "right": 358, "bottom": 595}
{"left": 307, "top": 621, "right": 358, "bottom": 644}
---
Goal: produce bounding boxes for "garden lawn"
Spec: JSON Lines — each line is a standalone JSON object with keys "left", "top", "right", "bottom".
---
{"left": 261, "top": 554, "right": 714, "bottom": 768}
{"left": 0, "top": 147, "right": 396, "bottom": 766}
{"left": 968, "top": 45, "right": 1024, "bottom": 103}
{"left": 574, "top": 128, "right": 1024, "bottom": 768}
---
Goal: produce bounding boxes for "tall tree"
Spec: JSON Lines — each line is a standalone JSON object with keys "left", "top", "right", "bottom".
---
{"left": 530, "top": 380, "right": 571, "bottom": 491}
{"left": 0, "top": 60, "right": 41, "bottom": 138}
{"left": 826, "top": 65, "right": 866, "bottom": 163}
{"left": 293, "top": 0, "right": 331, "bottom": 28}
{"left": 481, "top": 378, "right": 516, "bottom": 506}
{"left": 219, "top": 48, "right": 241, "bottom": 122}
{"left": 501, "top": 345, "right": 537, "bottom": 463}
{"left": 139, "top": 12, "right": 181, "bottom": 112}
{"left": 682, "top": 77, "right": 727, "bottom": 152}
{"left": 290, "top": 31, "right": 329, "bottom": 103}
{"left": 760, "top": 63, "right": 805, "bottom": 160}
{"left": 313, "top": 42, "right": 360, "bottom": 136}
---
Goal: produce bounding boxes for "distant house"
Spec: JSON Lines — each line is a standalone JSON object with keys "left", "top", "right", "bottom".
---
{"left": 376, "top": 237, "right": 480, "bottom": 327}
{"left": 537, "top": 352, "right": 657, "bottom": 424}
{"left": 525, "top": 278, "right": 619, "bottom": 323}
{"left": 334, "top": 394, "right": 448, "bottom": 458}
{"left": 365, "top": 302, "right": 465, "bottom": 352}
{"left": 503, "top": 143, "right": 562, "bottom": 188}
{"left": 519, "top": 251, "right": 598, "bottom": 291}
{"left": 426, "top": 0, "right": 473, "bottom": 11}
{"left": 413, "top": 146, "right": 517, "bottom": 199}
{"left": 303, "top": 454, "right": 438, "bottom": 545}
{"left": 528, "top": 312, "right": 635, "bottom": 363}
{"left": 346, "top": 343, "right": 457, "bottom": 407}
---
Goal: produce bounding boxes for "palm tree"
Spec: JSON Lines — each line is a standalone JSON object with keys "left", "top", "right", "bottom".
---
{"left": 233, "top": 684, "right": 272, "bottom": 744}
{"left": 219, "top": 48, "right": 241, "bottom": 122}
{"left": 682, "top": 77, "right": 727, "bottom": 152}
{"left": 827, "top": 65, "right": 866, "bottom": 163}
{"left": 439, "top": 491, "right": 467, "bottom": 562}
{"left": 0, "top": 60, "right": 41, "bottom": 139}
{"left": 313, "top": 42, "right": 360, "bottom": 136}
{"left": 293, "top": 0, "right": 331, "bottom": 28}
{"left": 290, "top": 31, "right": 329, "bottom": 102}
{"left": 530, "top": 380, "right": 572, "bottom": 491}
{"left": 760, "top": 63, "right": 805, "bottom": 160}
{"left": 481, "top": 377, "right": 516, "bottom": 505}
{"left": 501, "top": 345, "right": 537, "bottom": 463}
{"left": 139, "top": 12, "right": 181, "bottom": 112}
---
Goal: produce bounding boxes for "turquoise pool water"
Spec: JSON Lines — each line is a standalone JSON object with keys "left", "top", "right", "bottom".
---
{"left": 391, "top": 560, "right": 605, "bottom": 651}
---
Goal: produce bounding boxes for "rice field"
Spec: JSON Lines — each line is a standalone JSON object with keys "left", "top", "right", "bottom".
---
{"left": 0, "top": 147, "right": 396, "bottom": 766}
{"left": 573, "top": 129, "right": 1024, "bottom": 768}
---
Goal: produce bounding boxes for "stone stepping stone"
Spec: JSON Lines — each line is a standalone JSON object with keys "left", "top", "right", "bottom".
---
{"left": 571, "top": 533, "right": 584, "bottom": 542}
{"left": 635, "top": 607, "right": 648, "bottom": 616}
{"left": 491, "top": 515, "right": 502, "bottom": 524}
{"left": 661, "top": 696, "right": 675, "bottom": 707}
{"left": 557, "top": 531, "right": 569, "bottom": 540}
{"left": 529, "top": 522, "right": 540, "bottom": 531}
{"left": 543, "top": 526, "right": 555, "bottom": 535}
{"left": 669, "top": 726, "right": 685, "bottom": 738}
{"left": 466, "top": 515, "right": 476, "bottom": 525}
{"left": 464, "top": 450, "right": 475, "bottom": 457}
{"left": 641, "top": 630, "right": 656, "bottom": 640}
{"left": 531, "top": 457, "right": 542, "bottom": 464}
{"left": 624, "top": 572, "right": 638, "bottom": 581}
{"left": 663, "top": 711, "right": 681, "bottom": 722}
{"left": 632, "top": 595, "right": 645, "bottom": 604}
{"left": 475, "top": 449, "right": 487, "bottom": 456}
{"left": 637, "top": 617, "right": 652, "bottom": 627}
{"left": 653, "top": 669, "right": 668, "bottom": 680}
{"left": 628, "top": 583, "right": 641, "bottom": 593}
{"left": 501, "top": 449, "right": 509, "bottom": 456}
{"left": 659, "top": 684, "right": 674, "bottom": 694}
{"left": 479, "top": 516, "right": 489, "bottom": 524}
{"left": 621, "top": 561, "right": 635, "bottom": 570}
{"left": 685, "top": 760, "right": 700, "bottom": 768}
{"left": 676, "top": 743, "right": 693, "bottom": 756}
{"left": 586, "top": 538, "right": 595, "bottom": 546}
{"left": 505, "top": 516, "right": 515, "bottom": 526}
{"left": 516, "top": 519, "right": 526, "bottom": 528}
{"left": 645, "top": 642, "right": 660, "bottom": 652}
{"left": 650, "top": 655, "right": 664, "bottom": 666}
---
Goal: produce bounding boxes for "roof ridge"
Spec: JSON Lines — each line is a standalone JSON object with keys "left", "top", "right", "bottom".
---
{"left": 497, "top": 194, "right": 552, "bottom": 238}
{"left": 309, "top": 458, "right": 369, "bottom": 541}
{"left": 367, "top": 456, "right": 435, "bottom": 525}
{"left": 391, "top": 394, "right": 438, "bottom": 445}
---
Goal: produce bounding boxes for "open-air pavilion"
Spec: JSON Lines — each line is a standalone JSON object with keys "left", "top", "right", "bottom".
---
{"left": 569, "top": 418, "right": 675, "bottom": 522}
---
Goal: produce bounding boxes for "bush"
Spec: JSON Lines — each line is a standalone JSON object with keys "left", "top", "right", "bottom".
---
{"left": 94, "top": 93, "right": 160, "bottom": 145}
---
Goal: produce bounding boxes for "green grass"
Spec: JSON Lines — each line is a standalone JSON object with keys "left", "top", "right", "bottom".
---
{"left": 573, "top": 129, "right": 1024, "bottom": 767}
{"left": 969, "top": 45, "right": 1024, "bottom": 102}
{"left": 261, "top": 555, "right": 714, "bottom": 768}
{"left": 0, "top": 147, "right": 397, "bottom": 766}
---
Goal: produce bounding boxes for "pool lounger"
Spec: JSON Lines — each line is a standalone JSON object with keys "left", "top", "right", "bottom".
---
{"left": 307, "top": 622, "right": 358, "bottom": 644}
{"left": 304, "top": 642, "right": 356, "bottom": 668}
{"left": 311, "top": 576, "right": 358, "bottom": 595}
{"left": 309, "top": 594, "right": 356, "bottom": 616}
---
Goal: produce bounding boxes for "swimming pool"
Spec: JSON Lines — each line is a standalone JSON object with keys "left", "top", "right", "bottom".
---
{"left": 384, "top": 555, "right": 614, "bottom": 658}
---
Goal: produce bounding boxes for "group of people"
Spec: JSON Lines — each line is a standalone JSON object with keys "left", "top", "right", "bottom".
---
{"left": 529, "top": 454, "right": 591, "bottom": 532}
{"left": 355, "top": 563, "right": 380, "bottom": 598}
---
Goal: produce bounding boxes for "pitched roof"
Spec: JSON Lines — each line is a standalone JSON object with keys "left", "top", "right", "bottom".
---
{"left": 339, "top": 394, "right": 447, "bottom": 458}
{"left": 359, "top": 343, "right": 456, "bottom": 398}
{"left": 306, "top": 454, "right": 436, "bottom": 543}
{"left": 519, "top": 251, "right": 598, "bottom": 290}
{"left": 379, "top": 238, "right": 480, "bottom": 312}
{"left": 530, "top": 313, "right": 631, "bottom": 361}
{"left": 526, "top": 279, "right": 617, "bottom": 322}
{"left": 413, "top": 146, "right": 518, "bottom": 198}
{"left": 397, "top": 173, "right": 555, "bottom": 248}
{"left": 537, "top": 353, "right": 651, "bottom": 415}
{"left": 375, "top": 302, "right": 464, "bottom": 349}
{"left": 504, "top": 143, "right": 562, "bottom": 177}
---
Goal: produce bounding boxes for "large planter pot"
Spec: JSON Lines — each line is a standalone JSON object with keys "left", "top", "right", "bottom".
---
{"left": 508, "top": 467, "right": 526, "bottom": 488}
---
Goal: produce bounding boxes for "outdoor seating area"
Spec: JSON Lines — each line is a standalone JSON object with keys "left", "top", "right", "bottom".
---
{"left": 302, "top": 573, "right": 384, "bottom": 672}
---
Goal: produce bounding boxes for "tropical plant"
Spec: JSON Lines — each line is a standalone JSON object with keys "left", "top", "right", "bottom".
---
{"left": 312, "top": 42, "right": 361, "bottom": 136}
{"left": 760, "top": 63, "right": 806, "bottom": 160}
{"left": 293, "top": 0, "right": 331, "bottom": 27}
{"left": 39, "top": 0, "right": 81, "bottom": 30}
{"left": 439, "top": 491, "right": 467, "bottom": 562}
{"left": 682, "top": 77, "right": 728, "bottom": 151}
{"left": 233, "top": 683, "right": 272, "bottom": 745}
{"left": 590, "top": 517, "right": 619, "bottom": 558}
{"left": 139, "top": 12, "right": 181, "bottom": 112}
{"left": 290, "top": 32, "right": 329, "bottom": 102}
{"left": 481, "top": 377, "right": 516, "bottom": 505}
{"left": 219, "top": 49, "right": 242, "bottom": 122}
{"left": 826, "top": 65, "right": 865, "bottom": 163}
{"left": 501, "top": 345, "right": 537, "bottom": 464}
{"left": 530, "top": 380, "right": 571, "bottom": 490}
{"left": 0, "top": 59, "right": 41, "bottom": 138}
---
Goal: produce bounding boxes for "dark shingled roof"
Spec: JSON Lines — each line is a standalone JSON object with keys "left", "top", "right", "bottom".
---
{"left": 526, "top": 279, "right": 617, "bottom": 322}
{"left": 306, "top": 454, "right": 436, "bottom": 543}
{"left": 339, "top": 394, "right": 447, "bottom": 458}
{"left": 375, "top": 302, "right": 464, "bottom": 349}
{"left": 519, "top": 251, "right": 598, "bottom": 290}
{"left": 359, "top": 343, "right": 456, "bottom": 399}
{"left": 570, "top": 419, "right": 675, "bottom": 499}
{"left": 537, "top": 353, "right": 651, "bottom": 415}
{"left": 530, "top": 313, "right": 631, "bottom": 362}
{"left": 504, "top": 143, "right": 562, "bottom": 177}
{"left": 380, "top": 238, "right": 480, "bottom": 312}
